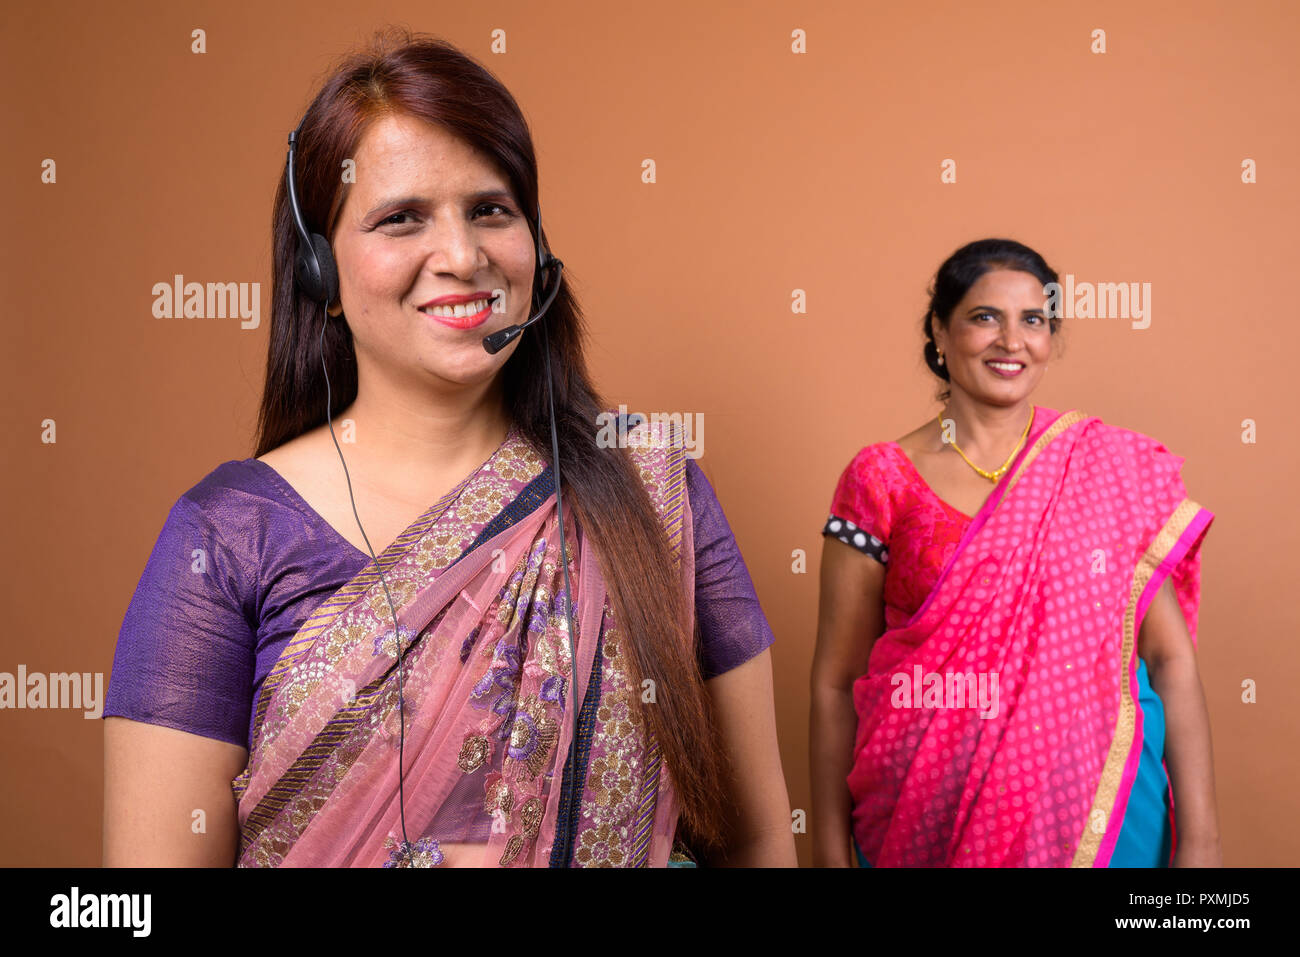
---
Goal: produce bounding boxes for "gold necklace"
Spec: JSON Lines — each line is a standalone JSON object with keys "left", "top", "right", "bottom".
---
{"left": 936, "top": 408, "right": 1034, "bottom": 482}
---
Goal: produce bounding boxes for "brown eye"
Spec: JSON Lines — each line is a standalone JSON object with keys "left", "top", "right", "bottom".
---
{"left": 380, "top": 211, "right": 415, "bottom": 226}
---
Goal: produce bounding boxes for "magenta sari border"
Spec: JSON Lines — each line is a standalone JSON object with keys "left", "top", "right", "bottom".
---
{"left": 1093, "top": 665, "right": 1148, "bottom": 868}
{"left": 1082, "top": 496, "right": 1211, "bottom": 867}
{"left": 903, "top": 406, "right": 1078, "bottom": 629}
{"left": 1136, "top": 506, "right": 1214, "bottom": 639}
{"left": 1093, "top": 503, "right": 1212, "bottom": 867}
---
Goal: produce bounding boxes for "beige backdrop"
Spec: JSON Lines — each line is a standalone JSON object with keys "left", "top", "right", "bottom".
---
{"left": 2, "top": 0, "right": 1296, "bottom": 866}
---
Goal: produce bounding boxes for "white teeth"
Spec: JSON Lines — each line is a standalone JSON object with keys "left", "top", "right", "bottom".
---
{"left": 987, "top": 361, "right": 1023, "bottom": 371}
{"left": 422, "top": 298, "right": 491, "bottom": 318}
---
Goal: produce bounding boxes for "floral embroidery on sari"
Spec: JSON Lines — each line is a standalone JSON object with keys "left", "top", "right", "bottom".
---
{"left": 566, "top": 417, "right": 690, "bottom": 868}
{"left": 232, "top": 416, "right": 693, "bottom": 867}
{"left": 234, "top": 430, "right": 548, "bottom": 864}
{"left": 382, "top": 835, "right": 444, "bottom": 868}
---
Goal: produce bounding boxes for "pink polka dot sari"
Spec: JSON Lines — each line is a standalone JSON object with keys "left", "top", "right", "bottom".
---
{"left": 845, "top": 408, "right": 1213, "bottom": 866}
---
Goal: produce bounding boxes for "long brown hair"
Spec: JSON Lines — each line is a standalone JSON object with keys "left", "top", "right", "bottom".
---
{"left": 254, "top": 27, "right": 729, "bottom": 851}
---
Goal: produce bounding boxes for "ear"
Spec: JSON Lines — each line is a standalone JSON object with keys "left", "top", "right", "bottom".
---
{"left": 327, "top": 300, "right": 343, "bottom": 318}
{"left": 930, "top": 313, "right": 946, "bottom": 351}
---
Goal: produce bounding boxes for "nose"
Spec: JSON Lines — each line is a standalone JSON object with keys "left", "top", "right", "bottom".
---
{"left": 997, "top": 317, "right": 1025, "bottom": 353}
{"left": 425, "top": 212, "right": 486, "bottom": 278}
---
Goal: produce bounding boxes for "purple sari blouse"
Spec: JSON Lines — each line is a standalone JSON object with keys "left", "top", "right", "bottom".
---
{"left": 105, "top": 456, "right": 775, "bottom": 752}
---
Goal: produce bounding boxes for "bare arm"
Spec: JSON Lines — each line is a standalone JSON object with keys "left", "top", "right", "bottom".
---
{"left": 103, "top": 717, "right": 249, "bottom": 867}
{"left": 1137, "top": 577, "right": 1222, "bottom": 866}
{"left": 809, "top": 537, "right": 886, "bottom": 867}
{"left": 697, "top": 648, "right": 797, "bottom": 866}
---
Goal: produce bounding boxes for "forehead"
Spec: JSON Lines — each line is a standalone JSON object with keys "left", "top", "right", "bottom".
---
{"left": 348, "top": 112, "right": 511, "bottom": 196}
{"left": 963, "top": 268, "right": 1047, "bottom": 301}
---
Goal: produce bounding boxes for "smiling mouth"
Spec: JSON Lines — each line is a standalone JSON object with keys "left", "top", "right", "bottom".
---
{"left": 419, "top": 295, "right": 496, "bottom": 319}
{"left": 419, "top": 295, "right": 497, "bottom": 330}
{"left": 985, "top": 359, "right": 1026, "bottom": 376}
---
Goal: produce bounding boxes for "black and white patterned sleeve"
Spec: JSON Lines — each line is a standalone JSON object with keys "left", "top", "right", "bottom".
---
{"left": 822, "top": 515, "right": 888, "bottom": 564}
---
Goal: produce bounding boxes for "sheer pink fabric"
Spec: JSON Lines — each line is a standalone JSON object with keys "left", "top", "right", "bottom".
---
{"left": 848, "top": 408, "right": 1213, "bottom": 866}
{"left": 232, "top": 421, "right": 694, "bottom": 867}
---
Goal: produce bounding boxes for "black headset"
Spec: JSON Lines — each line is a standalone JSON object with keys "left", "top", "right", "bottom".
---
{"left": 285, "top": 117, "right": 580, "bottom": 867}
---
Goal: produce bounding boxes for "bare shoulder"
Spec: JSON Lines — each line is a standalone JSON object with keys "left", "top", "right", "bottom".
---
{"left": 894, "top": 419, "right": 940, "bottom": 458}
{"left": 253, "top": 425, "right": 353, "bottom": 520}
{"left": 256, "top": 424, "right": 331, "bottom": 478}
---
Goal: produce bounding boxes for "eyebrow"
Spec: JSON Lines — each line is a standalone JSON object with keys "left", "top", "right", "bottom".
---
{"left": 364, "top": 189, "right": 517, "bottom": 218}
{"left": 967, "top": 305, "right": 1046, "bottom": 315}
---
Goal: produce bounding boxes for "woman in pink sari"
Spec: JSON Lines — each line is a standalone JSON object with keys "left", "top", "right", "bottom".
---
{"left": 809, "top": 239, "right": 1221, "bottom": 867}
{"left": 103, "top": 30, "right": 795, "bottom": 868}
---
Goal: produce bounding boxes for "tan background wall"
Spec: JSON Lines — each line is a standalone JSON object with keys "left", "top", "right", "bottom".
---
{"left": 3, "top": 0, "right": 1295, "bottom": 865}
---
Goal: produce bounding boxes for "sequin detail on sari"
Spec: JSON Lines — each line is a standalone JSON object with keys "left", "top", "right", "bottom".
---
{"left": 566, "top": 418, "right": 690, "bottom": 867}
{"left": 235, "top": 432, "right": 549, "bottom": 864}
{"left": 382, "top": 835, "right": 444, "bottom": 868}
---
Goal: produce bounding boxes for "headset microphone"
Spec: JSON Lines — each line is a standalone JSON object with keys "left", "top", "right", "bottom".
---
{"left": 481, "top": 255, "right": 564, "bottom": 355}
{"left": 286, "top": 119, "right": 581, "bottom": 868}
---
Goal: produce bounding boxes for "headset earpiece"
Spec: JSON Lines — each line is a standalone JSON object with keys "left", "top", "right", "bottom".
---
{"left": 294, "top": 232, "right": 339, "bottom": 307}
{"left": 286, "top": 124, "right": 340, "bottom": 309}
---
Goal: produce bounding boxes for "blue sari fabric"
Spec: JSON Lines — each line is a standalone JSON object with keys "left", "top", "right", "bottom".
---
{"left": 1108, "top": 659, "right": 1174, "bottom": 867}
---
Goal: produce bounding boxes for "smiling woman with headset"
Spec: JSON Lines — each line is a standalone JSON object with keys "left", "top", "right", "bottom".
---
{"left": 102, "top": 28, "right": 794, "bottom": 867}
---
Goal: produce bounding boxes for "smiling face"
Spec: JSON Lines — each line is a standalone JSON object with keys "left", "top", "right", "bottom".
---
{"left": 327, "top": 112, "right": 536, "bottom": 394}
{"left": 932, "top": 268, "right": 1054, "bottom": 407}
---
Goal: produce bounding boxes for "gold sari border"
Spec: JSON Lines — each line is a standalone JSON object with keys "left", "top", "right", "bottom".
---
{"left": 573, "top": 415, "right": 689, "bottom": 867}
{"left": 237, "top": 427, "right": 540, "bottom": 801}
{"left": 1072, "top": 496, "right": 1204, "bottom": 867}
{"left": 238, "top": 446, "right": 552, "bottom": 857}
{"left": 247, "top": 486, "right": 466, "bottom": 760}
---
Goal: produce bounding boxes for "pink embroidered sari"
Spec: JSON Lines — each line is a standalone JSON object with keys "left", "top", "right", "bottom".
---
{"left": 848, "top": 408, "right": 1213, "bottom": 866}
{"left": 231, "top": 419, "right": 694, "bottom": 867}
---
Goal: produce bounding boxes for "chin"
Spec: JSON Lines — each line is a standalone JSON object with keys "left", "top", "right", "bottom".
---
{"left": 419, "top": 346, "right": 502, "bottom": 385}
{"left": 968, "top": 381, "right": 1032, "bottom": 405}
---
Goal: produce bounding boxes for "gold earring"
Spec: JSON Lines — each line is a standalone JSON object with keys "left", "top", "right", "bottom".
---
{"left": 937, "top": 348, "right": 945, "bottom": 366}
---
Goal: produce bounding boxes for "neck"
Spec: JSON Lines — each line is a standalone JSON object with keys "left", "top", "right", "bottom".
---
{"left": 940, "top": 392, "right": 1035, "bottom": 461}
{"left": 335, "top": 372, "right": 513, "bottom": 488}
